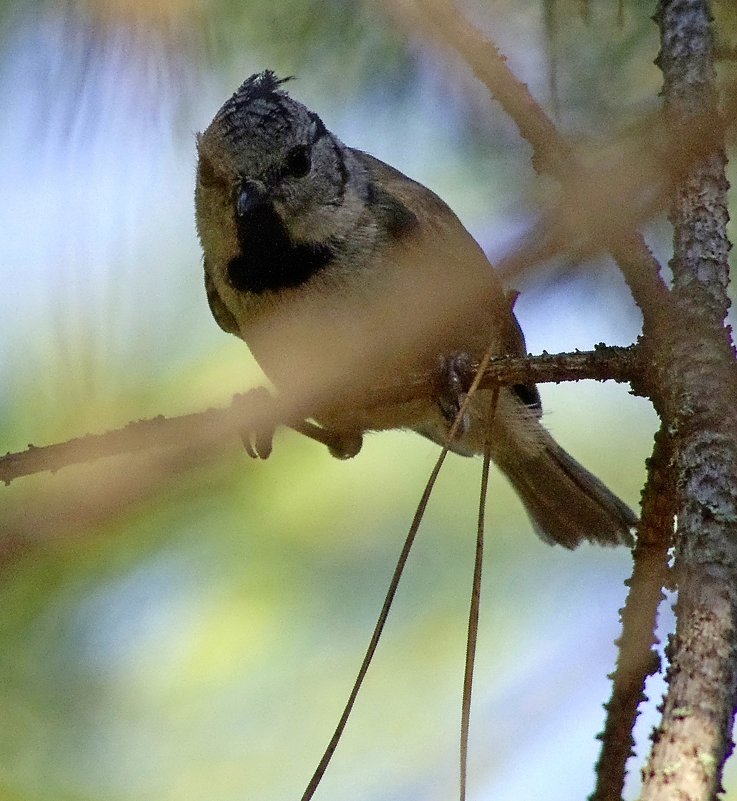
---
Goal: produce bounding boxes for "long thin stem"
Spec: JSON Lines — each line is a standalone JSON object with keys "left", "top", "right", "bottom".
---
{"left": 300, "top": 350, "right": 496, "bottom": 801}
{"left": 460, "top": 386, "right": 499, "bottom": 801}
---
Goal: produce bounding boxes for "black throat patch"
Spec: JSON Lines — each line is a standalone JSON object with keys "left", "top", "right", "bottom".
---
{"left": 227, "top": 203, "right": 335, "bottom": 294}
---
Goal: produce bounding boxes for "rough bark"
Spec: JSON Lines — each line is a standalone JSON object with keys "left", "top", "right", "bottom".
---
{"left": 591, "top": 427, "right": 675, "bottom": 801}
{"left": 639, "top": 3, "right": 737, "bottom": 799}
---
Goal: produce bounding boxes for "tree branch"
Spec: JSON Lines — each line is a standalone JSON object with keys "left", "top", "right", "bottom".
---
{"left": 374, "top": 4, "right": 737, "bottom": 797}
{"left": 387, "top": 0, "right": 673, "bottom": 334}
{"left": 658, "top": 0, "right": 732, "bottom": 327}
{"left": 591, "top": 425, "right": 676, "bottom": 801}
{"left": 639, "top": 3, "right": 737, "bottom": 800}
{"left": 0, "top": 345, "right": 638, "bottom": 486}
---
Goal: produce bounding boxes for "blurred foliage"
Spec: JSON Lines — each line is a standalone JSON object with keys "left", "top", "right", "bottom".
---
{"left": 0, "top": 0, "right": 416, "bottom": 93}
{"left": 0, "top": 1, "right": 735, "bottom": 801}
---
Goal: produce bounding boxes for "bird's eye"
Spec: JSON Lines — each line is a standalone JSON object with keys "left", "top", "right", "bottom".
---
{"left": 284, "top": 145, "right": 311, "bottom": 178}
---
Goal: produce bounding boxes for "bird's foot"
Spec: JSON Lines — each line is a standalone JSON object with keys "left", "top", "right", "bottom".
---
{"left": 327, "top": 430, "right": 363, "bottom": 460}
{"left": 434, "top": 352, "right": 474, "bottom": 435}
{"left": 232, "top": 387, "right": 275, "bottom": 459}
{"left": 292, "top": 420, "right": 363, "bottom": 459}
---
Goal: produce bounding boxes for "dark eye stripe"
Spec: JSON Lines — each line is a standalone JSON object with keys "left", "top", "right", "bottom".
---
{"left": 309, "top": 111, "right": 327, "bottom": 142}
{"left": 305, "top": 114, "right": 348, "bottom": 204}
{"left": 331, "top": 139, "right": 349, "bottom": 203}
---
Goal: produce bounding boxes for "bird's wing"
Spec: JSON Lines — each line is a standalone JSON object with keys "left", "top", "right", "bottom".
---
{"left": 357, "top": 151, "right": 526, "bottom": 361}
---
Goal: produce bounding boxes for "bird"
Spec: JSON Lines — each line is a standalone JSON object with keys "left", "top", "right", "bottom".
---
{"left": 194, "top": 70, "right": 637, "bottom": 549}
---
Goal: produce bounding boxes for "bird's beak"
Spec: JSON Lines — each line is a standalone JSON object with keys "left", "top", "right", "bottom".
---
{"left": 237, "top": 180, "right": 268, "bottom": 216}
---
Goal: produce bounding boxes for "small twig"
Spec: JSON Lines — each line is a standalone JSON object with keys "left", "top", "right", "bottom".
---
{"left": 0, "top": 346, "right": 638, "bottom": 486}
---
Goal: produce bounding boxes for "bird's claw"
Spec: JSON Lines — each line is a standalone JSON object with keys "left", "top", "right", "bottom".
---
{"left": 232, "top": 387, "right": 275, "bottom": 459}
{"left": 435, "top": 352, "right": 474, "bottom": 435}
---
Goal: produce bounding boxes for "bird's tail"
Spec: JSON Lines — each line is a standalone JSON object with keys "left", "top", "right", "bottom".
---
{"left": 413, "top": 388, "right": 637, "bottom": 548}
{"left": 488, "top": 402, "right": 637, "bottom": 548}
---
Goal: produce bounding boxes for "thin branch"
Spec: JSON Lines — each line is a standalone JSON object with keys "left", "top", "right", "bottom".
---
{"left": 0, "top": 345, "right": 638, "bottom": 487}
{"left": 389, "top": 0, "right": 672, "bottom": 331}
{"left": 394, "top": 0, "right": 737, "bottom": 333}
{"left": 591, "top": 425, "right": 675, "bottom": 801}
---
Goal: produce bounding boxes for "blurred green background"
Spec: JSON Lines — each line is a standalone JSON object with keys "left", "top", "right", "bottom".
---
{"left": 1, "top": 1, "right": 735, "bottom": 800}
